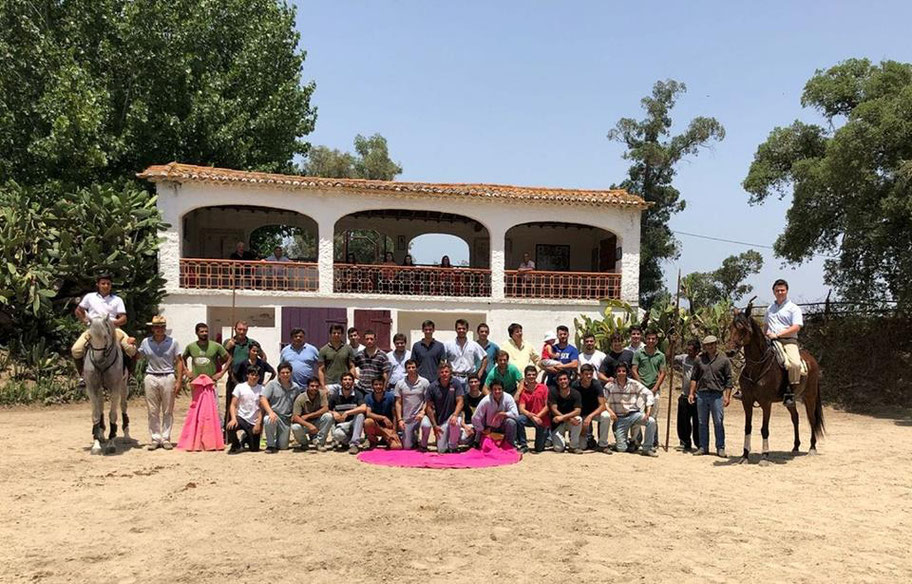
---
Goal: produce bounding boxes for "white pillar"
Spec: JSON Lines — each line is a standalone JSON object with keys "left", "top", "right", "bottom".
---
{"left": 489, "top": 226, "right": 506, "bottom": 300}
{"left": 157, "top": 182, "right": 182, "bottom": 293}
{"left": 317, "top": 218, "right": 334, "bottom": 294}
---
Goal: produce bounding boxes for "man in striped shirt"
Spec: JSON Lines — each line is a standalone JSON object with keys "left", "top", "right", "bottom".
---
{"left": 353, "top": 330, "right": 390, "bottom": 399}
{"left": 598, "top": 361, "right": 658, "bottom": 456}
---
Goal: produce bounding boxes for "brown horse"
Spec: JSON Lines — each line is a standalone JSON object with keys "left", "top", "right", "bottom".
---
{"left": 729, "top": 303, "right": 824, "bottom": 465}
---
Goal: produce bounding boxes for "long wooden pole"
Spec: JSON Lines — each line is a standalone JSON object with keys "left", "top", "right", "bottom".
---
{"left": 663, "top": 268, "right": 682, "bottom": 451}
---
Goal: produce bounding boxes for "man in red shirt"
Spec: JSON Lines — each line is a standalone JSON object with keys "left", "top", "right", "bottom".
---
{"left": 516, "top": 365, "right": 550, "bottom": 453}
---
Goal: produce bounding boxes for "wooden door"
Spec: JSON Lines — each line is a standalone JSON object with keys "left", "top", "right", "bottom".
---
{"left": 354, "top": 309, "right": 393, "bottom": 351}
{"left": 599, "top": 236, "right": 617, "bottom": 272}
{"left": 281, "top": 307, "right": 347, "bottom": 349}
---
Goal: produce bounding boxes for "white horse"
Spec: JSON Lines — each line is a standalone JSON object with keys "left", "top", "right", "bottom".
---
{"left": 84, "top": 317, "right": 130, "bottom": 454}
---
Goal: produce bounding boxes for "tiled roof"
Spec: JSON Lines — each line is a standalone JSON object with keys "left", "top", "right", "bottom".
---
{"left": 138, "top": 162, "right": 648, "bottom": 209}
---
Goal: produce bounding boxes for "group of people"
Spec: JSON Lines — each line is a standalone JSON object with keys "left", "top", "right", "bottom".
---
{"left": 73, "top": 273, "right": 805, "bottom": 459}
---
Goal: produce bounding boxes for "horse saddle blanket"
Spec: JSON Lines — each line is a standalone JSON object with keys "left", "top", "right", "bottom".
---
{"left": 771, "top": 342, "right": 808, "bottom": 378}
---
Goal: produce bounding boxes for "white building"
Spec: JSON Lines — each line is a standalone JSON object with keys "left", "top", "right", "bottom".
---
{"left": 140, "top": 162, "right": 646, "bottom": 355}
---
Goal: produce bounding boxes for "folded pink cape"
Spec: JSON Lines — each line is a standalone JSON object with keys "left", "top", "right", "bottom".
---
{"left": 177, "top": 375, "right": 225, "bottom": 452}
{"left": 357, "top": 436, "right": 521, "bottom": 468}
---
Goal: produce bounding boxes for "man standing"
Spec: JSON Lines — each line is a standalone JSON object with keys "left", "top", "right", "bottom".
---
{"left": 597, "top": 333, "right": 635, "bottom": 384}
{"left": 632, "top": 329, "right": 666, "bottom": 448}
{"left": 674, "top": 339, "right": 701, "bottom": 451}
{"left": 229, "top": 241, "right": 256, "bottom": 261}
{"left": 543, "top": 325, "right": 580, "bottom": 388}
{"left": 318, "top": 324, "right": 356, "bottom": 395}
{"left": 516, "top": 365, "right": 551, "bottom": 453}
{"left": 578, "top": 333, "right": 606, "bottom": 374}
{"left": 137, "top": 315, "right": 182, "bottom": 450}
{"left": 411, "top": 320, "right": 446, "bottom": 383}
{"left": 476, "top": 323, "right": 499, "bottom": 380}
{"left": 394, "top": 359, "right": 429, "bottom": 450}
{"left": 445, "top": 319, "right": 486, "bottom": 385}
{"left": 259, "top": 362, "right": 302, "bottom": 453}
{"left": 501, "top": 323, "right": 539, "bottom": 373}
{"left": 599, "top": 362, "right": 658, "bottom": 456}
{"left": 223, "top": 321, "right": 262, "bottom": 426}
{"left": 347, "top": 327, "right": 363, "bottom": 355}
{"left": 572, "top": 364, "right": 605, "bottom": 450}
{"left": 688, "top": 335, "right": 733, "bottom": 458}
{"left": 363, "top": 377, "right": 402, "bottom": 450}
{"left": 764, "top": 279, "right": 804, "bottom": 406}
{"left": 264, "top": 245, "right": 290, "bottom": 286}
{"left": 625, "top": 326, "right": 644, "bottom": 354}
{"left": 226, "top": 368, "right": 264, "bottom": 454}
{"left": 471, "top": 379, "right": 519, "bottom": 448}
{"left": 548, "top": 371, "right": 583, "bottom": 454}
{"left": 386, "top": 333, "right": 411, "bottom": 390}
{"left": 354, "top": 330, "right": 391, "bottom": 399}
{"left": 72, "top": 273, "right": 137, "bottom": 374}
{"left": 291, "top": 378, "right": 333, "bottom": 451}
{"left": 182, "top": 323, "right": 230, "bottom": 384}
{"left": 280, "top": 328, "right": 319, "bottom": 389}
{"left": 329, "top": 372, "right": 367, "bottom": 454}
{"left": 483, "top": 351, "right": 523, "bottom": 396}
{"left": 421, "top": 363, "right": 465, "bottom": 453}
{"left": 265, "top": 245, "right": 290, "bottom": 262}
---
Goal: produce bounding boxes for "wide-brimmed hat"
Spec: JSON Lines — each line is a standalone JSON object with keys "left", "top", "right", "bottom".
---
{"left": 146, "top": 315, "right": 167, "bottom": 327}
{"left": 702, "top": 335, "right": 719, "bottom": 345}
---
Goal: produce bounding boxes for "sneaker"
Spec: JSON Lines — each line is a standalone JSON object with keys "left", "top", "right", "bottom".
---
{"left": 146, "top": 442, "right": 161, "bottom": 451}
{"left": 642, "top": 448, "right": 659, "bottom": 457}
{"left": 567, "top": 447, "right": 582, "bottom": 455}
{"left": 348, "top": 443, "right": 360, "bottom": 455}
{"left": 293, "top": 444, "right": 307, "bottom": 452}
{"left": 601, "top": 446, "right": 614, "bottom": 455}
{"left": 316, "top": 444, "right": 327, "bottom": 452}
{"left": 160, "top": 442, "right": 173, "bottom": 451}
{"left": 717, "top": 448, "right": 727, "bottom": 458}
{"left": 227, "top": 445, "right": 242, "bottom": 455}
{"left": 518, "top": 445, "right": 529, "bottom": 454}
{"left": 693, "top": 449, "right": 709, "bottom": 456}
{"left": 264, "top": 447, "right": 278, "bottom": 454}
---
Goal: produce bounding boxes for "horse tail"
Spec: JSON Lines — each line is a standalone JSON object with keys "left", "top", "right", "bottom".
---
{"left": 811, "top": 380, "right": 825, "bottom": 439}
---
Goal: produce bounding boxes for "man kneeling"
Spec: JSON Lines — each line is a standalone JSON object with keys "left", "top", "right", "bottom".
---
{"left": 471, "top": 379, "right": 519, "bottom": 448}
{"left": 291, "top": 378, "right": 333, "bottom": 451}
{"left": 329, "top": 373, "right": 367, "bottom": 454}
{"left": 599, "top": 362, "right": 658, "bottom": 457}
{"left": 364, "top": 378, "right": 402, "bottom": 450}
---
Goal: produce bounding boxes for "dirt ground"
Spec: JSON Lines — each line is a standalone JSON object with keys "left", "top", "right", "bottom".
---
{"left": 1, "top": 394, "right": 910, "bottom": 584}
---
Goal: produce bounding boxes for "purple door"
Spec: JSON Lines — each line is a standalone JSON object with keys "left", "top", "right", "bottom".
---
{"left": 354, "top": 309, "right": 393, "bottom": 351}
{"left": 281, "top": 307, "right": 347, "bottom": 349}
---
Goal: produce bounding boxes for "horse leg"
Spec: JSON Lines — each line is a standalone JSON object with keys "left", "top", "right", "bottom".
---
{"left": 105, "top": 386, "right": 118, "bottom": 454}
{"left": 88, "top": 386, "right": 105, "bottom": 455}
{"left": 120, "top": 370, "right": 131, "bottom": 442}
{"left": 788, "top": 404, "right": 800, "bottom": 453}
{"left": 759, "top": 401, "right": 772, "bottom": 467}
{"left": 740, "top": 396, "right": 752, "bottom": 464}
{"left": 805, "top": 383, "right": 819, "bottom": 455}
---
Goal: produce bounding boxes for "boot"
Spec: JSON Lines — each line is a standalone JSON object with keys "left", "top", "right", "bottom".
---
{"left": 75, "top": 358, "right": 86, "bottom": 387}
{"left": 783, "top": 383, "right": 799, "bottom": 407}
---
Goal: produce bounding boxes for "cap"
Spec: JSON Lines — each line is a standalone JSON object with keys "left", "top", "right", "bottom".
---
{"left": 702, "top": 335, "right": 719, "bottom": 345}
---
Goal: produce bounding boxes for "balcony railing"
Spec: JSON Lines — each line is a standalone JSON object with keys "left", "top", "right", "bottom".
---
{"left": 334, "top": 264, "right": 492, "bottom": 297}
{"left": 505, "top": 270, "right": 621, "bottom": 300}
{"left": 179, "top": 258, "right": 319, "bottom": 292}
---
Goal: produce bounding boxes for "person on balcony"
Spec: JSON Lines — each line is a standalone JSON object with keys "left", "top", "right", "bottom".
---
{"left": 229, "top": 242, "right": 257, "bottom": 287}
{"left": 502, "top": 323, "right": 540, "bottom": 374}
{"left": 517, "top": 252, "right": 535, "bottom": 272}
{"left": 516, "top": 252, "right": 536, "bottom": 296}
{"left": 439, "top": 255, "right": 453, "bottom": 268}
{"left": 265, "top": 245, "right": 290, "bottom": 262}
{"left": 264, "top": 245, "right": 291, "bottom": 289}
{"left": 229, "top": 241, "right": 256, "bottom": 261}
{"left": 445, "top": 319, "right": 486, "bottom": 385}
{"left": 411, "top": 320, "right": 446, "bottom": 382}
{"left": 318, "top": 324, "right": 356, "bottom": 396}
{"left": 379, "top": 251, "right": 398, "bottom": 293}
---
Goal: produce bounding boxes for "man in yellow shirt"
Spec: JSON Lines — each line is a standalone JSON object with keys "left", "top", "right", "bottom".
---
{"left": 501, "top": 323, "right": 540, "bottom": 373}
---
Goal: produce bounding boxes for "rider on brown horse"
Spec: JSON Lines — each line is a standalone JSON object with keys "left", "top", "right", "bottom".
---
{"left": 763, "top": 279, "right": 803, "bottom": 406}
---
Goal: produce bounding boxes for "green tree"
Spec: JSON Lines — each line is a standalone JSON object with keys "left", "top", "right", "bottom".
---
{"left": 608, "top": 80, "right": 725, "bottom": 307}
{"left": 743, "top": 58, "right": 912, "bottom": 310}
{"left": 302, "top": 133, "right": 402, "bottom": 181}
{"left": 682, "top": 250, "right": 764, "bottom": 311}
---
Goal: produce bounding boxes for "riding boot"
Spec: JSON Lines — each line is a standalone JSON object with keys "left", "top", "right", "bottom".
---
{"left": 783, "top": 383, "right": 799, "bottom": 407}
{"left": 75, "top": 358, "right": 85, "bottom": 386}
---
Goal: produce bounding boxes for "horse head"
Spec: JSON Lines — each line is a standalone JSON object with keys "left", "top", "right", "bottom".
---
{"left": 87, "top": 316, "right": 115, "bottom": 350}
{"left": 729, "top": 296, "right": 761, "bottom": 349}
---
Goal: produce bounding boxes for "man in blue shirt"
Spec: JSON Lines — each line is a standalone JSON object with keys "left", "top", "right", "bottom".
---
{"left": 280, "top": 328, "right": 319, "bottom": 387}
{"left": 543, "top": 325, "right": 580, "bottom": 388}
{"left": 363, "top": 377, "right": 401, "bottom": 449}
{"left": 411, "top": 319, "right": 446, "bottom": 382}
{"left": 476, "top": 322, "right": 500, "bottom": 380}
{"left": 420, "top": 362, "right": 465, "bottom": 453}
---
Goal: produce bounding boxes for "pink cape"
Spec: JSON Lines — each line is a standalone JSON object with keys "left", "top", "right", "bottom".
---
{"left": 176, "top": 375, "right": 225, "bottom": 452}
{"left": 357, "top": 436, "right": 521, "bottom": 469}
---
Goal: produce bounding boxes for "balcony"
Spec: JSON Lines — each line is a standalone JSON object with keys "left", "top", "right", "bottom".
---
{"left": 179, "top": 258, "right": 319, "bottom": 292}
{"left": 334, "top": 264, "right": 492, "bottom": 297}
{"left": 504, "top": 270, "right": 621, "bottom": 300}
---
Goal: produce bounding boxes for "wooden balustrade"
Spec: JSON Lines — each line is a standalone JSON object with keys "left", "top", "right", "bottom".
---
{"left": 504, "top": 270, "right": 621, "bottom": 300}
{"left": 334, "top": 264, "right": 492, "bottom": 297}
{"left": 179, "top": 258, "right": 319, "bottom": 292}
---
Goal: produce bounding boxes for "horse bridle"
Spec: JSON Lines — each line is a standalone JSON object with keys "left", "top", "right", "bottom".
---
{"left": 88, "top": 330, "right": 119, "bottom": 374}
{"left": 731, "top": 319, "right": 775, "bottom": 385}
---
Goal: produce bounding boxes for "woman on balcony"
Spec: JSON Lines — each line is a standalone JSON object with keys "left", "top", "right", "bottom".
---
{"left": 379, "top": 251, "right": 398, "bottom": 294}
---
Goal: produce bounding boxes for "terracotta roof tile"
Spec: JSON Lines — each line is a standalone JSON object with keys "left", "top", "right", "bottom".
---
{"left": 138, "top": 162, "right": 648, "bottom": 209}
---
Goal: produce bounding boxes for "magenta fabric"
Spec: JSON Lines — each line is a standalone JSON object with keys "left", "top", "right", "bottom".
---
{"left": 177, "top": 375, "right": 225, "bottom": 451}
{"left": 357, "top": 436, "right": 521, "bottom": 468}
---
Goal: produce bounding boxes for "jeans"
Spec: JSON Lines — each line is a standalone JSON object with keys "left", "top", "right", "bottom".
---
{"left": 516, "top": 415, "right": 548, "bottom": 451}
{"left": 264, "top": 415, "right": 291, "bottom": 449}
{"left": 291, "top": 412, "right": 334, "bottom": 446}
{"left": 228, "top": 416, "right": 261, "bottom": 452}
{"left": 420, "top": 415, "right": 461, "bottom": 453}
{"left": 697, "top": 391, "right": 725, "bottom": 452}
{"left": 607, "top": 411, "right": 656, "bottom": 451}
{"left": 677, "top": 394, "right": 699, "bottom": 449}
{"left": 332, "top": 413, "right": 365, "bottom": 446}
{"left": 401, "top": 418, "right": 422, "bottom": 449}
{"left": 551, "top": 417, "right": 583, "bottom": 452}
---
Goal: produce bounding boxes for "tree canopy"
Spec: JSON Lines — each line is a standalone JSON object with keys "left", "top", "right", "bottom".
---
{"left": 682, "top": 250, "right": 764, "bottom": 311}
{"left": 608, "top": 80, "right": 725, "bottom": 307}
{"left": 302, "top": 133, "right": 403, "bottom": 181}
{"left": 743, "top": 59, "right": 912, "bottom": 311}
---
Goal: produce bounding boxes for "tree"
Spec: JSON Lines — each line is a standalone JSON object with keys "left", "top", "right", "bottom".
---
{"left": 743, "top": 59, "right": 912, "bottom": 310}
{"left": 302, "top": 133, "right": 402, "bottom": 181}
{"left": 682, "top": 250, "right": 764, "bottom": 311}
{"left": 608, "top": 80, "right": 725, "bottom": 306}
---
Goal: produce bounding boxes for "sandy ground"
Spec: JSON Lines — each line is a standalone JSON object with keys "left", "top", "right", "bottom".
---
{"left": 1, "top": 393, "right": 910, "bottom": 584}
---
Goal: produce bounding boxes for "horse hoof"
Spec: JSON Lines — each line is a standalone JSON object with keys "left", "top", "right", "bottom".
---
{"left": 758, "top": 458, "right": 770, "bottom": 467}
{"left": 122, "top": 431, "right": 131, "bottom": 442}
{"left": 791, "top": 448, "right": 800, "bottom": 454}
{"left": 104, "top": 443, "right": 116, "bottom": 455}
{"left": 808, "top": 448, "right": 818, "bottom": 456}
{"left": 91, "top": 442, "right": 102, "bottom": 455}
{"left": 739, "top": 456, "right": 749, "bottom": 465}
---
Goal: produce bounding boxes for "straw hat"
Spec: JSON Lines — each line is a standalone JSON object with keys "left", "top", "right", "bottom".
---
{"left": 146, "top": 315, "right": 167, "bottom": 327}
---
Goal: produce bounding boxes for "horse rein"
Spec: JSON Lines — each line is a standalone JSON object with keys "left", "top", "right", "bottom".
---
{"left": 732, "top": 324, "right": 775, "bottom": 385}
{"left": 88, "top": 333, "right": 118, "bottom": 374}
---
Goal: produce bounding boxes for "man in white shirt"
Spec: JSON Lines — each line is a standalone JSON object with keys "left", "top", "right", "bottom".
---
{"left": 578, "top": 332, "right": 606, "bottom": 373}
{"left": 227, "top": 368, "right": 264, "bottom": 454}
{"left": 71, "top": 274, "right": 137, "bottom": 375}
{"left": 386, "top": 333, "right": 411, "bottom": 390}
{"left": 445, "top": 319, "right": 486, "bottom": 384}
{"left": 764, "top": 279, "right": 804, "bottom": 406}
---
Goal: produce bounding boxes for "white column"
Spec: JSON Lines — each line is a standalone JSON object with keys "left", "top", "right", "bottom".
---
{"left": 157, "top": 182, "right": 182, "bottom": 293}
{"left": 317, "top": 218, "right": 334, "bottom": 295}
{"left": 489, "top": 226, "right": 506, "bottom": 300}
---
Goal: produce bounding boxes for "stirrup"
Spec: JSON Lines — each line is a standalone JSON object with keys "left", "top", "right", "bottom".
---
{"left": 783, "top": 392, "right": 796, "bottom": 406}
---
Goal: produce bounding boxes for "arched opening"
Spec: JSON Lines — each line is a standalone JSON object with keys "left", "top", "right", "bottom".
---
{"left": 180, "top": 205, "right": 318, "bottom": 291}
{"left": 504, "top": 221, "right": 622, "bottom": 300}
{"left": 334, "top": 209, "right": 490, "bottom": 296}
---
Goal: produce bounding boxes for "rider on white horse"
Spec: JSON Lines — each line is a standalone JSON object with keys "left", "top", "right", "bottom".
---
{"left": 72, "top": 273, "right": 137, "bottom": 374}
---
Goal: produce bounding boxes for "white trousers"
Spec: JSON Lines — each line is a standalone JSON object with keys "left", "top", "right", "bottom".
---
{"left": 144, "top": 373, "right": 175, "bottom": 443}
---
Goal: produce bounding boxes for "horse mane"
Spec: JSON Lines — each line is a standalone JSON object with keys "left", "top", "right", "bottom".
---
{"left": 88, "top": 316, "right": 115, "bottom": 342}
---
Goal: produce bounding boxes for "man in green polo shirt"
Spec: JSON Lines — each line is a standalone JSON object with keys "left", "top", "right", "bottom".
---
{"left": 632, "top": 329, "right": 666, "bottom": 448}
{"left": 182, "top": 323, "right": 230, "bottom": 381}
{"left": 482, "top": 350, "right": 523, "bottom": 396}
{"left": 317, "top": 323, "right": 356, "bottom": 395}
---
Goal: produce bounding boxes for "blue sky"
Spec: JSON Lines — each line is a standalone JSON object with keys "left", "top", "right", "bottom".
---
{"left": 293, "top": 1, "right": 912, "bottom": 304}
